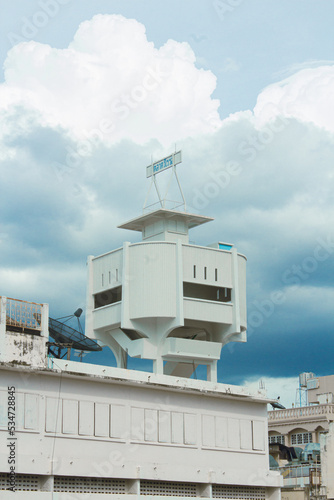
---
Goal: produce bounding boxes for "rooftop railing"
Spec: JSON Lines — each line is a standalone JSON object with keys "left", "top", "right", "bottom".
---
{"left": 268, "top": 404, "right": 334, "bottom": 422}
{"left": 272, "top": 464, "right": 321, "bottom": 488}
{"left": 0, "top": 296, "right": 42, "bottom": 332}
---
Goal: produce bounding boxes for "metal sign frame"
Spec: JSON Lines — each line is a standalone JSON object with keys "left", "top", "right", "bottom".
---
{"left": 144, "top": 151, "right": 186, "bottom": 211}
{"left": 146, "top": 151, "right": 181, "bottom": 178}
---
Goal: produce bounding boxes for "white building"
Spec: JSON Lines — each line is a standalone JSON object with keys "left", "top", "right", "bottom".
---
{"left": 0, "top": 153, "right": 281, "bottom": 498}
{"left": 85, "top": 207, "right": 247, "bottom": 383}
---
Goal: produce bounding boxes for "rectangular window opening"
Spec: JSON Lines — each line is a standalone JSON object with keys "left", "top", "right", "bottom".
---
{"left": 184, "top": 282, "right": 232, "bottom": 303}
{"left": 94, "top": 286, "right": 122, "bottom": 309}
{"left": 108, "top": 271, "right": 111, "bottom": 284}
{"left": 269, "top": 435, "right": 285, "bottom": 445}
{"left": 101, "top": 274, "right": 104, "bottom": 287}
{"left": 193, "top": 265, "right": 196, "bottom": 279}
{"left": 116, "top": 268, "right": 119, "bottom": 281}
{"left": 215, "top": 268, "right": 218, "bottom": 281}
{"left": 204, "top": 267, "right": 207, "bottom": 280}
{"left": 291, "top": 432, "right": 312, "bottom": 445}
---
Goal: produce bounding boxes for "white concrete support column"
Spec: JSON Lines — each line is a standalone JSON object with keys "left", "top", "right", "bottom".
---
{"left": 207, "top": 360, "right": 218, "bottom": 383}
{"left": 121, "top": 242, "right": 132, "bottom": 330}
{"left": 0, "top": 296, "right": 7, "bottom": 361}
{"left": 40, "top": 302, "right": 49, "bottom": 366}
{"left": 153, "top": 356, "right": 164, "bottom": 375}
{"left": 85, "top": 255, "right": 95, "bottom": 338}
{"left": 41, "top": 303, "right": 49, "bottom": 337}
{"left": 175, "top": 240, "right": 184, "bottom": 326}
{"left": 159, "top": 240, "right": 186, "bottom": 377}
{"left": 94, "top": 330, "right": 127, "bottom": 369}
{"left": 312, "top": 430, "right": 317, "bottom": 444}
{"left": 231, "top": 248, "right": 241, "bottom": 334}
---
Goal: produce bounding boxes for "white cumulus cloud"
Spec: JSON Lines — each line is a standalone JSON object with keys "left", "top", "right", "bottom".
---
{"left": 253, "top": 65, "right": 334, "bottom": 132}
{"left": 0, "top": 14, "right": 221, "bottom": 148}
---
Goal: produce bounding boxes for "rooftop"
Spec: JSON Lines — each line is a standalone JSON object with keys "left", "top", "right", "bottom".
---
{"left": 118, "top": 208, "right": 213, "bottom": 232}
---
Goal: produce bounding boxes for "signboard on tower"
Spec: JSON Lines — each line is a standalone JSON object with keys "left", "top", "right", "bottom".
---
{"left": 146, "top": 151, "right": 182, "bottom": 178}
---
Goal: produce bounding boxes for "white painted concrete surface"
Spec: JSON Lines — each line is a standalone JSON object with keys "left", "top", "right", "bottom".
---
{"left": 85, "top": 209, "right": 247, "bottom": 381}
{"left": 0, "top": 361, "right": 281, "bottom": 498}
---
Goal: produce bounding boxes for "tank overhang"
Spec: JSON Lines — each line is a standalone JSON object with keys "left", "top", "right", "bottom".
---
{"left": 118, "top": 208, "right": 213, "bottom": 232}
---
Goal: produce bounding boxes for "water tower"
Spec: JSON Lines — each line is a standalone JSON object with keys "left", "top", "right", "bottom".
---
{"left": 85, "top": 152, "right": 247, "bottom": 382}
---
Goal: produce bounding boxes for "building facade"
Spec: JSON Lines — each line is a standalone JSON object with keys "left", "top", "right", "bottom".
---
{"left": 268, "top": 374, "right": 334, "bottom": 499}
{"left": 0, "top": 295, "right": 282, "bottom": 498}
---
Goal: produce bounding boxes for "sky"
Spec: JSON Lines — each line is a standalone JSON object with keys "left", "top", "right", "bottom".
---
{"left": 1, "top": 0, "right": 334, "bottom": 407}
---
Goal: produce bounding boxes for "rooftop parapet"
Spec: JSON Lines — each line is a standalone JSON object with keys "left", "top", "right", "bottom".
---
{"left": 268, "top": 404, "right": 334, "bottom": 423}
{"left": 0, "top": 296, "right": 48, "bottom": 367}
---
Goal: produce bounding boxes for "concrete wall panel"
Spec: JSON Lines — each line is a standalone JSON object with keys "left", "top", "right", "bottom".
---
{"left": 128, "top": 243, "right": 177, "bottom": 319}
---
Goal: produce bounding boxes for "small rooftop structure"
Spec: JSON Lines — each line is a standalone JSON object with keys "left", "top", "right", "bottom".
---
{"left": 118, "top": 208, "right": 213, "bottom": 243}
{"left": 85, "top": 151, "right": 247, "bottom": 382}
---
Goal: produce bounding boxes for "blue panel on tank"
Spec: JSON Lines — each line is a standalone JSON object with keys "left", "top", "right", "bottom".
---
{"left": 219, "top": 243, "right": 233, "bottom": 251}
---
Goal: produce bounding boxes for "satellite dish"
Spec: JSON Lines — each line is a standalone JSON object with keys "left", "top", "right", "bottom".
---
{"left": 34, "top": 309, "right": 102, "bottom": 359}
{"left": 270, "top": 401, "right": 286, "bottom": 410}
{"left": 74, "top": 308, "right": 83, "bottom": 318}
{"left": 36, "top": 309, "right": 103, "bottom": 360}
{"left": 48, "top": 317, "right": 102, "bottom": 352}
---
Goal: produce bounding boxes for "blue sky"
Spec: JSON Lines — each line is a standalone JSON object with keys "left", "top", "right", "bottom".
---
{"left": 1, "top": 0, "right": 334, "bottom": 406}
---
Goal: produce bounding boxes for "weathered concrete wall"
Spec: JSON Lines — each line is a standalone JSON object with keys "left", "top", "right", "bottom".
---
{"left": 0, "top": 362, "right": 282, "bottom": 498}
{"left": 281, "top": 489, "right": 307, "bottom": 500}
{"left": 0, "top": 297, "right": 48, "bottom": 368}
{"left": 4, "top": 331, "right": 47, "bottom": 368}
{"left": 321, "top": 421, "right": 334, "bottom": 499}
{"left": 308, "top": 375, "right": 334, "bottom": 404}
